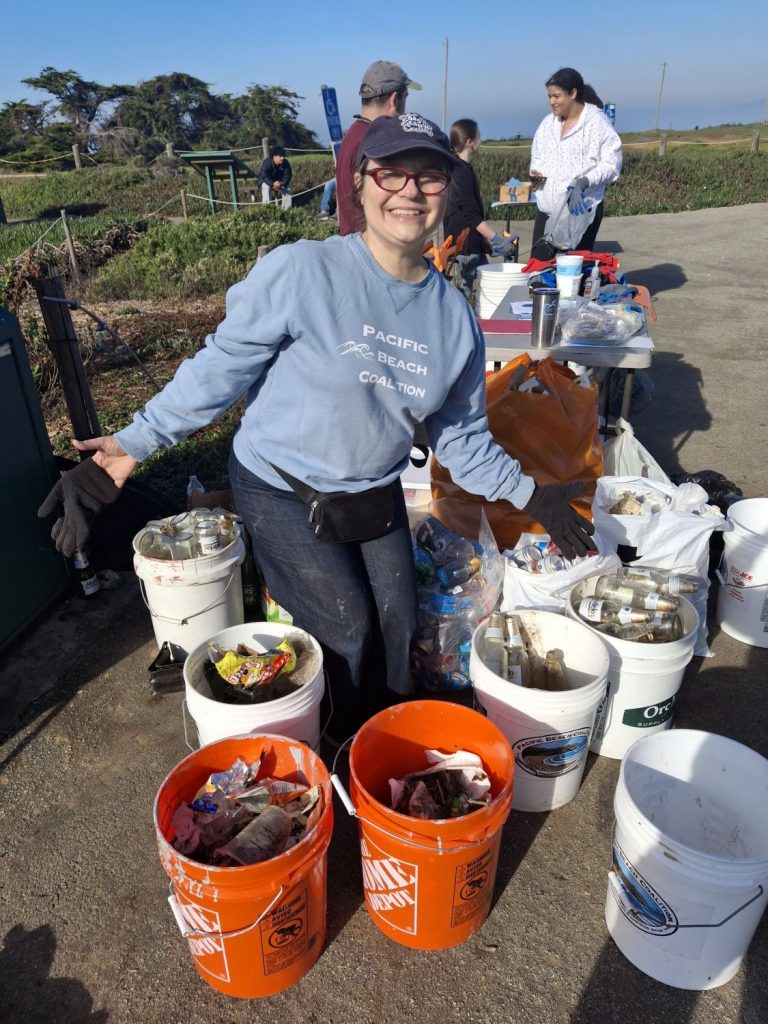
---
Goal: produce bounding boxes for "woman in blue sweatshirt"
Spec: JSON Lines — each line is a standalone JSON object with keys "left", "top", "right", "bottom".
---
{"left": 41, "top": 114, "right": 594, "bottom": 738}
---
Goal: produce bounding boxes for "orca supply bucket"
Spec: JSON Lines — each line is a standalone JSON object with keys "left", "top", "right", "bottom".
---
{"left": 567, "top": 577, "right": 699, "bottom": 760}
{"left": 133, "top": 531, "right": 246, "bottom": 658}
{"left": 470, "top": 609, "right": 609, "bottom": 812}
{"left": 183, "top": 623, "right": 325, "bottom": 749}
{"left": 334, "top": 701, "right": 514, "bottom": 950}
{"left": 716, "top": 497, "right": 768, "bottom": 648}
{"left": 606, "top": 729, "right": 768, "bottom": 990}
{"left": 154, "top": 733, "right": 333, "bottom": 998}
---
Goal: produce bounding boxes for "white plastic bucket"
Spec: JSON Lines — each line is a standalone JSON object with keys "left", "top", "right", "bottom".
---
{"left": 606, "top": 729, "right": 768, "bottom": 990}
{"left": 183, "top": 622, "right": 325, "bottom": 748}
{"left": 133, "top": 532, "right": 246, "bottom": 657}
{"left": 470, "top": 609, "right": 609, "bottom": 812}
{"left": 716, "top": 498, "right": 768, "bottom": 648}
{"left": 567, "top": 577, "right": 698, "bottom": 760}
{"left": 475, "top": 263, "right": 531, "bottom": 318}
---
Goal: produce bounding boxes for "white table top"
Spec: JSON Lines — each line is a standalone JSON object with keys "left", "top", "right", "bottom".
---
{"left": 481, "top": 284, "right": 654, "bottom": 369}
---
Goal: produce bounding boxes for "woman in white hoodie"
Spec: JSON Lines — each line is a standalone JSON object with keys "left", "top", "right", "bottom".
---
{"left": 529, "top": 67, "right": 622, "bottom": 259}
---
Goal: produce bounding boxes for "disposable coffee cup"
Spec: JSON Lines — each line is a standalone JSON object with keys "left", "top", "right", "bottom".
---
{"left": 530, "top": 287, "right": 559, "bottom": 348}
{"left": 555, "top": 253, "right": 584, "bottom": 276}
{"left": 556, "top": 273, "right": 582, "bottom": 301}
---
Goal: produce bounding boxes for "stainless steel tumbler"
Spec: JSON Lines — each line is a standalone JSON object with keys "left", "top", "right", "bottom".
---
{"left": 530, "top": 287, "right": 560, "bottom": 348}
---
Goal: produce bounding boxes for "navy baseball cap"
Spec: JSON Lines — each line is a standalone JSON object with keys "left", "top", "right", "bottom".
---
{"left": 357, "top": 114, "right": 460, "bottom": 169}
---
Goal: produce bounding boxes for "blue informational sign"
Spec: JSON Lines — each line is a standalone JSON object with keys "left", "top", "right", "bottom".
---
{"left": 321, "top": 86, "right": 344, "bottom": 143}
{"left": 604, "top": 103, "right": 616, "bottom": 126}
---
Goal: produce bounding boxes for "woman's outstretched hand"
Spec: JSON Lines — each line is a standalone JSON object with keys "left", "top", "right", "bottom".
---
{"left": 73, "top": 436, "right": 139, "bottom": 489}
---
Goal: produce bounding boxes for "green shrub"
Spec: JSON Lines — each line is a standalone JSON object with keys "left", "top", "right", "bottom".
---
{"left": 90, "top": 205, "right": 337, "bottom": 299}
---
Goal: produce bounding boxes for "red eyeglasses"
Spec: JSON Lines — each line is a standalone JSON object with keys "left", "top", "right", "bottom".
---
{"left": 363, "top": 166, "right": 451, "bottom": 195}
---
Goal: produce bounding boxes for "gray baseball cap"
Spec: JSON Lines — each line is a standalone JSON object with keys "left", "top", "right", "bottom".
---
{"left": 359, "top": 61, "right": 422, "bottom": 99}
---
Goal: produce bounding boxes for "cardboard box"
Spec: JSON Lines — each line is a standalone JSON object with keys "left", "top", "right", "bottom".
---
{"left": 498, "top": 182, "right": 532, "bottom": 203}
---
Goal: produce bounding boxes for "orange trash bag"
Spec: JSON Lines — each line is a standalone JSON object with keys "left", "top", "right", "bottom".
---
{"left": 430, "top": 354, "right": 603, "bottom": 550}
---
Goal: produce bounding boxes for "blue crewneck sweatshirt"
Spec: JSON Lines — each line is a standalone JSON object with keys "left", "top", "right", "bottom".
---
{"left": 116, "top": 234, "right": 534, "bottom": 508}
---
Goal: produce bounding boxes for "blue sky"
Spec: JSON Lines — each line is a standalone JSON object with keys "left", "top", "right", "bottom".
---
{"left": 2, "top": 0, "right": 766, "bottom": 142}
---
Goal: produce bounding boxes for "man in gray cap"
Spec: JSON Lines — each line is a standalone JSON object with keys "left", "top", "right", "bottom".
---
{"left": 335, "top": 61, "right": 422, "bottom": 235}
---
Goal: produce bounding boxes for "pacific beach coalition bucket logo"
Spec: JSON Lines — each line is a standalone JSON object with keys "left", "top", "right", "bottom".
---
{"left": 513, "top": 729, "right": 590, "bottom": 778}
{"left": 610, "top": 840, "right": 677, "bottom": 935}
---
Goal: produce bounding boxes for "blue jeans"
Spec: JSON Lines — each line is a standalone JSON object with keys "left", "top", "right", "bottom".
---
{"left": 320, "top": 179, "right": 336, "bottom": 215}
{"left": 229, "top": 453, "right": 418, "bottom": 735}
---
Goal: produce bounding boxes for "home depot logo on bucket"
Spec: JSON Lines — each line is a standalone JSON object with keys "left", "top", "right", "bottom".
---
{"left": 513, "top": 729, "right": 591, "bottom": 778}
{"left": 360, "top": 836, "right": 418, "bottom": 934}
{"left": 176, "top": 897, "right": 230, "bottom": 983}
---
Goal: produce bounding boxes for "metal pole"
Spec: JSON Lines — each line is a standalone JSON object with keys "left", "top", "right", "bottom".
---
{"left": 441, "top": 38, "right": 449, "bottom": 131}
{"left": 653, "top": 62, "right": 668, "bottom": 133}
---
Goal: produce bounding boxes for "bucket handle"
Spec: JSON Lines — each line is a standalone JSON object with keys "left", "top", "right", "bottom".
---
{"left": 315, "top": 670, "right": 333, "bottom": 751}
{"left": 139, "top": 569, "right": 240, "bottom": 627}
{"left": 166, "top": 880, "right": 285, "bottom": 941}
{"left": 330, "top": 741, "right": 499, "bottom": 857}
{"left": 181, "top": 699, "right": 198, "bottom": 753}
{"left": 715, "top": 553, "right": 768, "bottom": 590}
{"left": 609, "top": 872, "right": 765, "bottom": 932}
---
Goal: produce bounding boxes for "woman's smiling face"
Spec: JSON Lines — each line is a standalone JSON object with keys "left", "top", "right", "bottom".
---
{"left": 547, "top": 85, "right": 579, "bottom": 120}
{"left": 358, "top": 153, "right": 448, "bottom": 253}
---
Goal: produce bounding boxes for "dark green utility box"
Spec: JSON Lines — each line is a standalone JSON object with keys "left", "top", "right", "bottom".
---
{"left": 0, "top": 308, "right": 70, "bottom": 651}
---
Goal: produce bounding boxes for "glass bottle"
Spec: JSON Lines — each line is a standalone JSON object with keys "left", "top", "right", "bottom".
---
{"left": 194, "top": 517, "right": 222, "bottom": 556}
{"left": 73, "top": 549, "right": 100, "bottom": 599}
{"left": 594, "top": 575, "right": 679, "bottom": 613}
{"left": 543, "top": 650, "right": 568, "bottom": 691}
{"left": 482, "top": 612, "right": 508, "bottom": 680}
{"left": 504, "top": 615, "right": 530, "bottom": 686}
{"left": 648, "top": 613, "right": 685, "bottom": 642}
{"left": 578, "top": 597, "right": 654, "bottom": 626}
{"left": 616, "top": 567, "right": 700, "bottom": 595}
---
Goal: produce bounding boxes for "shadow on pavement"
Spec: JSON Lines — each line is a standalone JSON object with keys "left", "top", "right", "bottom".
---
{"left": 633, "top": 351, "right": 711, "bottom": 478}
{"left": 625, "top": 262, "right": 688, "bottom": 295}
{"left": 0, "top": 924, "right": 108, "bottom": 1024}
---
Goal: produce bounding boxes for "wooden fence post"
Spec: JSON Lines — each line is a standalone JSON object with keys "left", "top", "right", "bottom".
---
{"left": 180, "top": 189, "right": 189, "bottom": 221}
{"left": 751, "top": 130, "right": 760, "bottom": 155}
{"left": 261, "top": 137, "right": 270, "bottom": 159}
{"left": 60, "top": 209, "right": 82, "bottom": 290}
{"left": 165, "top": 141, "right": 175, "bottom": 159}
{"left": 658, "top": 134, "right": 668, "bottom": 157}
{"left": 34, "top": 267, "right": 101, "bottom": 441}
{"left": 257, "top": 245, "right": 270, "bottom": 261}
{"left": 72, "top": 143, "right": 82, "bottom": 170}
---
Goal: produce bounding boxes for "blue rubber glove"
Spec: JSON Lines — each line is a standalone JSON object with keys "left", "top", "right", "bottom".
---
{"left": 490, "top": 232, "right": 515, "bottom": 258}
{"left": 566, "top": 177, "right": 590, "bottom": 216}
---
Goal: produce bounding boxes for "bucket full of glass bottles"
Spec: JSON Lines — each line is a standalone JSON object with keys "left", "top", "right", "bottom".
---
{"left": 135, "top": 508, "right": 240, "bottom": 561}
{"left": 572, "top": 567, "right": 701, "bottom": 643}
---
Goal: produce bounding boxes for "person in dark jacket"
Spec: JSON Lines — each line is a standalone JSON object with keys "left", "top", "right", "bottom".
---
{"left": 443, "top": 119, "right": 514, "bottom": 297}
{"left": 257, "top": 146, "right": 293, "bottom": 208}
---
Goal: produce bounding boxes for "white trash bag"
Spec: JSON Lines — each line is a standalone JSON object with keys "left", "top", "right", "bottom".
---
{"left": 593, "top": 476, "right": 729, "bottom": 656}
{"left": 602, "top": 419, "right": 672, "bottom": 484}
{"left": 501, "top": 532, "right": 621, "bottom": 616}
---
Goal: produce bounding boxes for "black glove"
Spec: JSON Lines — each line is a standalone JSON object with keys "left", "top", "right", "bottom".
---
{"left": 524, "top": 482, "right": 596, "bottom": 560}
{"left": 38, "top": 457, "right": 121, "bottom": 558}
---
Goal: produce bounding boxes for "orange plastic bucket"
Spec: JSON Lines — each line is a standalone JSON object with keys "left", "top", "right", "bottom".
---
{"left": 154, "top": 734, "right": 333, "bottom": 999}
{"left": 341, "top": 701, "right": 514, "bottom": 950}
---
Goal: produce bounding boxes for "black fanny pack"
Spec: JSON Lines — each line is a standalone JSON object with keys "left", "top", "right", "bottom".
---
{"left": 270, "top": 464, "right": 399, "bottom": 544}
